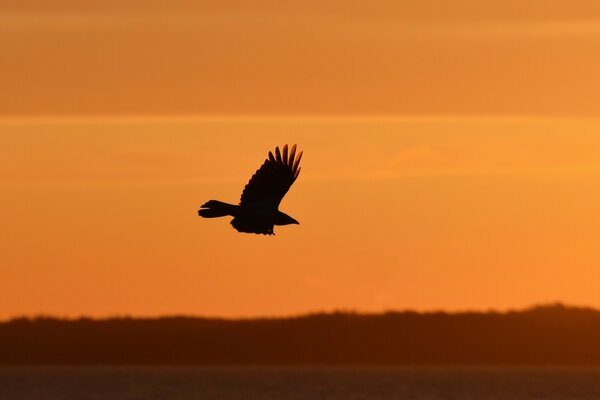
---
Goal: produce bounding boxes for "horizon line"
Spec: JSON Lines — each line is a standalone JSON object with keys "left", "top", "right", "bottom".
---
{"left": 3, "top": 302, "right": 595, "bottom": 323}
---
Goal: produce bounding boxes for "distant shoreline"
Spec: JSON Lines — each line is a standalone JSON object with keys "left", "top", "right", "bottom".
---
{"left": 4, "top": 302, "right": 594, "bottom": 323}
{"left": 3, "top": 304, "right": 600, "bottom": 366}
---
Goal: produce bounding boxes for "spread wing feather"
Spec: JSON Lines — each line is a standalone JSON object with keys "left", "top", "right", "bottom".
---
{"left": 240, "top": 144, "right": 302, "bottom": 208}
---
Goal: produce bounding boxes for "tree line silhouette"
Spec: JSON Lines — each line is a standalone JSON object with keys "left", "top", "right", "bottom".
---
{"left": 2, "top": 304, "right": 600, "bottom": 365}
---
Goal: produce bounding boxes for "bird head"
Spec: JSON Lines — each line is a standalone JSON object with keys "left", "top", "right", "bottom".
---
{"left": 275, "top": 212, "right": 300, "bottom": 226}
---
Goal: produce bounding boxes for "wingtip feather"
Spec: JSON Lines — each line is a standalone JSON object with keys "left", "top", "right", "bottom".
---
{"left": 289, "top": 144, "right": 297, "bottom": 166}
{"left": 282, "top": 145, "right": 288, "bottom": 165}
{"left": 292, "top": 150, "right": 303, "bottom": 173}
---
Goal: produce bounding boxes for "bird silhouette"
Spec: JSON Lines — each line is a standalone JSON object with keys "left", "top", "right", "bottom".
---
{"left": 198, "top": 144, "right": 302, "bottom": 235}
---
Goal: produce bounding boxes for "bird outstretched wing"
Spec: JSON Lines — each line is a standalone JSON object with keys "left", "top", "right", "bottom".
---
{"left": 239, "top": 144, "right": 302, "bottom": 209}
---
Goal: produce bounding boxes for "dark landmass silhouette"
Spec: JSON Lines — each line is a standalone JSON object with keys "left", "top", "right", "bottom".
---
{"left": 2, "top": 304, "right": 600, "bottom": 365}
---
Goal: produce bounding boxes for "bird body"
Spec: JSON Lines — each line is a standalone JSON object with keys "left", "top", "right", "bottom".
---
{"left": 198, "top": 145, "right": 302, "bottom": 235}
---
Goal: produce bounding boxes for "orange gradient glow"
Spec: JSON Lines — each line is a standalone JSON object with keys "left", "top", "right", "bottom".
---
{"left": 2, "top": 117, "right": 600, "bottom": 318}
{"left": 3, "top": 0, "right": 600, "bottom": 116}
{"left": 2, "top": 1, "right": 600, "bottom": 318}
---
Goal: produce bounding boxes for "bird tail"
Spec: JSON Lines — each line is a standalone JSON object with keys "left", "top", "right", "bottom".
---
{"left": 198, "top": 200, "right": 238, "bottom": 218}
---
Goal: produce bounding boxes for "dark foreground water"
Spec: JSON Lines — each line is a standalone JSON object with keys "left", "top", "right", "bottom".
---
{"left": 1, "top": 366, "right": 600, "bottom": 400}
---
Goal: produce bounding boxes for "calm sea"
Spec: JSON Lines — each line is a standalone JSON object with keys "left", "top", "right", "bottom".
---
{"left": 1, "top": 366, "right": 600, "bottom": 399}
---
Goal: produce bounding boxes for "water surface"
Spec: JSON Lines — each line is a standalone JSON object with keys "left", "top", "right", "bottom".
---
{"left": 2, "top": 366, "right": 600, "bottom": 400}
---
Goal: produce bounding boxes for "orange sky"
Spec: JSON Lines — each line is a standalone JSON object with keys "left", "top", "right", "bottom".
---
{"left": 3, "top": 0, "right": 600, "bottom": 116}
{"left": 2, "top": 1, "right": 600, "bottom": 318}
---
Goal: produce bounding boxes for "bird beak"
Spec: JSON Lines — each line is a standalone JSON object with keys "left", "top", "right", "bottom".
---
{"left": 292, "top": 218, "right": 300, "bottom": 225}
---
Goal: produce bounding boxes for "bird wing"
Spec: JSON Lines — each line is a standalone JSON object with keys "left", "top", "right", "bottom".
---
{"left": 231, "top": 216, "right": 275, "bottom": 235}
{"left": 239, "top": 144, "right": 302, "bottom": 208}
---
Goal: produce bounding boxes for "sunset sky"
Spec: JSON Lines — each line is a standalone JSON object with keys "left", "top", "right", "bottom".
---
{"left": 2, "top": 1, "right": 600, "bottom": 318}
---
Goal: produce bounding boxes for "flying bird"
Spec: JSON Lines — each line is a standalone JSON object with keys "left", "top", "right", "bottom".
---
{"left": 198, "top": 144, "right": 302, "bottom": 235}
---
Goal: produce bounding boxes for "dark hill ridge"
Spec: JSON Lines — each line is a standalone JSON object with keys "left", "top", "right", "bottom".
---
{"left": 2, "top": 304, "right": 600, "bottom": 365}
